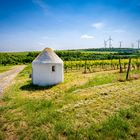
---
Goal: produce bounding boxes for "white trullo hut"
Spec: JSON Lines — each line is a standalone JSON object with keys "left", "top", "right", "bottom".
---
{"left": 32, "top": 48, "right": 64, "bottom": 86}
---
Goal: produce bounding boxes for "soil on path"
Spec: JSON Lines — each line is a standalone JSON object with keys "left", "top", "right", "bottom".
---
{"left": 0, "top": 65, "right": 26, "bottom": 96}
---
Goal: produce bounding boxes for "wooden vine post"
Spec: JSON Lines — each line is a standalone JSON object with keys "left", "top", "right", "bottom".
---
{"left": 84, "top": 60, "right": 87, "bottom": 73}
{"left": 126, "top": 58, "right": 131, "bottom": 80}
{"left": 119, "top": 58, "right": 123, "bottom": 73}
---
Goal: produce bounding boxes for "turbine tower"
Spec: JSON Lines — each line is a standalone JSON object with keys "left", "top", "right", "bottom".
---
{"left": 108, "top": 36, "right": 113, "bottom": 48}
{"left": 131, "top": 43, "right": 134, "bottom": 48}
{"left": 119, "top": 41, "right": 122, "bottom": 48}
{"left": 104, "top": 40, "right": 107, "bottom": 48}
{"left": 137, "top": 40, "right": 140, "bottom": 49}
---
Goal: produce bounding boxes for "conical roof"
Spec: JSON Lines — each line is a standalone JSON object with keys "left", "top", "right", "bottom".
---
{"left": 32, "top": 48, "right": 63, "bottom": 64}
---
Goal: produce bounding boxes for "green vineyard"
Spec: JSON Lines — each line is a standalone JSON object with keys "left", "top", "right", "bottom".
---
{"left": 64, "top": 58, "right": 140, "bottom": 73}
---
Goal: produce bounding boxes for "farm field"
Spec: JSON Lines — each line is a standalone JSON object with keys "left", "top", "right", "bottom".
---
{"left": 0, "top": 65, "right": 140, "bottom": 139}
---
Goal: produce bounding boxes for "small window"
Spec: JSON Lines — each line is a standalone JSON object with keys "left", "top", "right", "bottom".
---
{"left": 52, "top": 66, "right": 55, "bottom": 72}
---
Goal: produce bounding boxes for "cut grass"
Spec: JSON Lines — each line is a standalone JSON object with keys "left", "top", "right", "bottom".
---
{"left": 84, "top": 104, "right": 140, "bottom": 140}
{"left": 0, "top": 65, "right": 14, "bottom": 73}
{"left": 0, "top": 65, "right": 140, "bottom": 139}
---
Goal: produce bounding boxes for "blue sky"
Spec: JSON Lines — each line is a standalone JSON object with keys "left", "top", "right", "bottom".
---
{"left": 0, "top": 0, "right": 140, "bottom": 51}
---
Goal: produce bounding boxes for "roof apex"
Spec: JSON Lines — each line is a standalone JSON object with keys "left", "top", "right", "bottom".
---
{"left": 32, "top": 47, "right": 63, "bottom": 64}
{"left": 43, "top": 48, "right": 53, "bottom": 52}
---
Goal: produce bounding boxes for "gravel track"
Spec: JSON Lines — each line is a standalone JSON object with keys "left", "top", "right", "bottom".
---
{"left": 0, "top": 65, "right": 26, "bottom": 96}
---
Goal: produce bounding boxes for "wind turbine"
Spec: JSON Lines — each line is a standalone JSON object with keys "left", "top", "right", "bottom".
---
{"left": 137, "top": 40, "right": 140, "bottom": 49}
{"left": 119, "top": 41, "right": 122, "bottom": 48}
{"left": 104, "top": 40, "right": 107, "bottom": 48}
{"left": 108, "top": 36, "right": 113, "bottom": 48}
{"left": 131, "top": 43, "right": 134, "bottom": 48}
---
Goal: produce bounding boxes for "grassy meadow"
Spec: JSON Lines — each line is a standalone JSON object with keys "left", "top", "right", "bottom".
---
{"left": 0, "top": 64, "right": 140, "bottom": 139}
{"left": 0, "top": 65, "right": 14, "bottom": 73}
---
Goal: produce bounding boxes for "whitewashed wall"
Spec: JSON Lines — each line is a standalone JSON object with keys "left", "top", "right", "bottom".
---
{"left": 32, "top": 63, "right": 64, "bottom": 86}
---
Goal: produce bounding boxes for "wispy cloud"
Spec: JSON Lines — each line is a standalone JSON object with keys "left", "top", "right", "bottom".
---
{"left": 38, "top": 42, "right": 46, "bottom": 46}
{"left": 80, "top": 34, "right": 95, "bottom": 39}
{"left": 32, "top": 0, "right": 48, "bottom": 14}
{"left": 104, "top": 29, "right": 126, "bottom": 33}
{"left": 91, "top": 22, "right": 105, "bottom": 30}
{"left": 113, "top": 29, "right": 125, "bottom": 33}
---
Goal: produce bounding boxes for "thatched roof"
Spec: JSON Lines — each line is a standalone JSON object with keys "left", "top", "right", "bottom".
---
{"left": 32, "top": 48, "right": 63, "bottom": 64}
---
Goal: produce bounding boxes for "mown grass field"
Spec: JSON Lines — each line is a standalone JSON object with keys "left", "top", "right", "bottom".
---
{"left": 0, "top": 65, "right": 140, "bottom": 140}
{"left": 0, "top": 65, "right": 14, "bottom": 73}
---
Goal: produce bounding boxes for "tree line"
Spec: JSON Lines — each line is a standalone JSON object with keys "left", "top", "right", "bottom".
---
{"left": 0, "top": 49, "right": 140, "bottom": 65}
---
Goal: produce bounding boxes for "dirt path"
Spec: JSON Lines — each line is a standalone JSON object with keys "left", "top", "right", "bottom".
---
{"left": 0, "top": 65, "right": 26, "bottom": 96}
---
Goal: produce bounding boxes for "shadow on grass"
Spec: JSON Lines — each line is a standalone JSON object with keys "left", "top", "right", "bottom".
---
{"left": 20, "top": 82, "right": 55, "bottom": 91}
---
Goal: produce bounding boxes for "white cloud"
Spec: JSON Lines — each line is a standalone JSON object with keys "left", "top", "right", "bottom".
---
{"left": 91, "top": 22, "right": 105, "bottom": 30}
{"left": 80, "top": 34, "right": 95, "bottom": 39}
